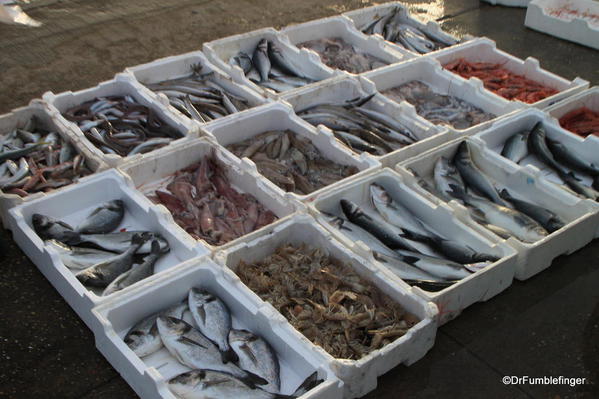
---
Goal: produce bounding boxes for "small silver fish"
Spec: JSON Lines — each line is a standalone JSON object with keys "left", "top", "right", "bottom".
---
{"left": 124, "top": 313, "right": 162, "bottom": 357}
{"left": 229, "top": 329, "right": 281, "bottom": 392}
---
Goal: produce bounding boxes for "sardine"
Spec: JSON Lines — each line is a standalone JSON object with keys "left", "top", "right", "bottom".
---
{"left": 499, "top": 188, "right": 565, "bottom": 233}
{"left": 76, "top": 199, "right": 125, "bottom": 234}
{"left": 395, "top": 250, "right": 472, "bottom": 280}
{"left": 32, "top": 214, "right": 74, "bottom": 242}
{"left": 229, "top": 329, "right": 281, "bottom": 392}
{"left": 501, "top": 129, "right": 529, "bottom": 164}
{"left": 124, "top": 313, "right": 163, "bottom": 357}
{"left": 45, "top": 239, "right": 117, "bottom": 270}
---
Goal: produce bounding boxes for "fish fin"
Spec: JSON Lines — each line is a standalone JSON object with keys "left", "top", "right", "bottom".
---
{"left": 240, "top": 371, "right": 269, "bottom": 388}
{"left": 498, "top": 188, "right": 512, "bottom": 201}
{"left": 238, "top": 343, "right": 258, "bottom": 365}
{"left": 177, "top": 336, "right": 208, "bottom": 349}
{"left": 398, "top": 228, "right": 430, "bottom": 243}
{"left": 292, "top": 371, "right": 322, "bottom": 396}
{"left": 150, "top": 240, "right": 161, "bottom": 255}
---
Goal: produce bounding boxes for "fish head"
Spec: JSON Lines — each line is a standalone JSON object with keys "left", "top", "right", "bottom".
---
{"left": 453, "top": 141, "right": 471, "bottom": 164}
{"left": 189, "top": 287, "right": 215, "bottom": 306}
{"left": 156, "top": 315, "right": 191, "bottom": 337}
{"left": 105, "top": 199, "right": 124, "bottom": 212}
{"left": 32, "top": 214, "right": 51, "bottom": 230}
{"left": 169, "top": 370, "right": 206, "bottom": 395}
{"left": 369, "top": 183, "right": 391, "bottom": 206}
{"left": 340, "top": 199, "right": 360, "bottom": 219}
{"left": 257, "top": 38, "right": 268, "bottom": 52}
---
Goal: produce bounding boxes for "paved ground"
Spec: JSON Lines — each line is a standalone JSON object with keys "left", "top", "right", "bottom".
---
{"left": 0, "top": 1, "right": 598, "bottom": 398}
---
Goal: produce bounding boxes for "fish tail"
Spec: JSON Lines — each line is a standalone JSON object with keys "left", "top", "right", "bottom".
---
{"left": 240, "top": 370, "right": 269, "bottom": 388}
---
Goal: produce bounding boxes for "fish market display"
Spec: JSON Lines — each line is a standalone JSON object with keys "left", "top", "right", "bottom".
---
{"left": 123, "top": 288, "right": 323, "bottom": 398}
{"left": 295, "top": 94, "right": 419, "bottom": 156}
{"left": 444, "top": 58, "right": 559, "bottom": 103}
{"left": 499, "top": 121, "right": 599, "bottom": 201}
{"left": 146, "top": 154, "right": 277, "bottom": 245}
{"left": 0, "top": 116, "right": 93, "bottom": 197}
{"left": 143, "top": 62, "right": 253, "bottom": 123}
{"left": 236, "top": 243, "right": 420, "bottom": 359}
{"left": 297, "top": 37, "right": 387, "bottom": 74}
{"left": 559, "top": 107, "right": 599, "bottom": 137}
{"left": 31, "top": 200, "right": 169, "bottom": 296}
{"left": 62, "top": 96, "right": 184, "bottom": 157}
{"left": 230, "top": 38, "right": 319, "bottom": 93}
{"left": 360, "top": 7, "right": 457, "bottom": 54}
{"left": 227, "top": 130, "right": 359, "bottom": 195}
{"left": 381, "top": 81, "right": 496, "bottom": 129}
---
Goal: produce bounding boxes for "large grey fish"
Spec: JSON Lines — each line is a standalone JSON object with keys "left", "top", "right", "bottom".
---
{"left": 32, "top": 214, "right": 74, "bottom": 242}
{"left": 229, "top": 329, "right": 281, "bottom": 392}
{"left": 103, "top": 240, "right": 165, "bottom": 296}
{"left": 454, "top": 141, "right": 508, "bottom": 206}
{"left": 433, "top": 156, "right": 467, "bottom": 201}
{"left": 323, "top": 212, "right": 396, "bottom": 257}
{"left": 156, "top": 316, "right": 267, "bottom": 386}
{"left": 369, "top": 183, "right": 430, "bottom": 236}
{"left": 76, "top": 199, "right": 125, "bottom": 234}
{"left": 499, "top": 189, "right": 565, "bottom": 233}
{"left": 253, "top": 39, "right": 271, "bottom": 82}
{"left": 527, "top": 122, "right": 570, "bottom": 175}
{"left": 340, "top": 199, "right": 419, "bottom": 251}
{"left": 546, "top": 139, "right": 599, "bottom": 176}
{"left": 394, "top": 250, "right": 472, "bottom": 280}
{"left": 188, "top": 288, "right": 236, "bottom": 362}
{"left": 501, "top": 129, "right": 530, "bottom": 164}
{"left": 168, "top": 369, "right": 292, "bottom": 399}
{"left": 76, "top": 234, "right": 148, "bottom": 287}
{"left": 63, "top": 230, "right": 169, "bottom": 254}
{"left": 124, "top": 313, "right": 163, "bottom": 357}
{"left": 372, "top": 251, "right": 445, "bottom": 282}
{"left": 559, "top": 171, "right": 599, "bottom": 201}
{"left": 45, "top": 239, "right": 118, "bottom": 270}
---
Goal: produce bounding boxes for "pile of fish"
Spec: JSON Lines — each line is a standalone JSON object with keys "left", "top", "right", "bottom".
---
{"left": 230, "top": 38, "right": 318, "bottom": 93}
{"left": 124, "top": 287, "right": 323, "bottom": 398}
{"left": 323, "top": 183, "right": 499, "bottom": 292}
{"left": 360, "top": 7, "right": 457, "bottom": 54}
{"left": 559, "top": 107, "right": 599, "bottom": 137}
{"left": 32, "top": 199, "right": 170, "bottom": 296}
{"left": 296, "top": 94, "right": 419, "bottom": 156}
{"left": 444, "top": 58, "right": 559, "bottom": 104}
{"left": 236, "top": 243, "right": 419, "bottom": 359}
{"left": 227, "top": 130, "right": 358, "bottom": 195}
{"left": 0, "top": 116, "right": 92, "bottom": 197}
{"left": 499, "top": 121, "right": 599, "bottom": 200}
{"left": 382, "top": 81, "right": 496, "bottom": 129}
{"left": 415, "top": 140, "right": 568, "bottom": 243}
{"left": 143, "top": 62, "right": 253, "bottom": 123}
{"left": 63, "top": 96, "right": 184, "bottom": 157}
{"left": 297, "top": 37, "right": 387, "bottom": 74}
{"left": 147, "top": 154, "right": 277, "bottom": 246}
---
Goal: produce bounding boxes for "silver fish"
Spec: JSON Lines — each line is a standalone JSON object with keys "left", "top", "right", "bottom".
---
{"left": 369, "top": 183, "right": 429, "bottom": 236}
{"left": 433, "top": 156, "right": 467, "bottom": 201}
{"left": 323, "top": 212, "right": 396, "bottom": 257}
{"left": 124, "top": 313, "right": 163, "bottom": 357}
{"left": 546, "top": 138, "right": 599, "bottom": 176}
{"left": 395, "top": 249, "right": 472, "bottom": 280}
{"left": 76, "top": 199, "right": 125, "bottom": 234}
{"left": 559, "top": 171, "right": 599, "bottom": 201}
{"left": 372, "top": 251, "right": 444, "bottom": 281}
{"left": 45, "top": 239, "right": 118, "bottom": 270}
{"left": 499, "top": 188, "right": 565, "bottom": 233}
{"left": 229, "top": 329, "right": 281, "bottom": 392}
{"left": 253, "top": 39, "right": 271, "bottom": 82}
{"left": 527, "top": 122, "right": 570, "bottom": 175}
{"left": 501, "top": 129, "right": 529, "bottom": 164}
{"left": 64, "top": 230, "right": 169, "bottom": 254}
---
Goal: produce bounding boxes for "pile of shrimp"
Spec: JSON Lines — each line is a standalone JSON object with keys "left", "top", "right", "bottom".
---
{"left": 559, "top": 107, "right": 599, "bottom": 137}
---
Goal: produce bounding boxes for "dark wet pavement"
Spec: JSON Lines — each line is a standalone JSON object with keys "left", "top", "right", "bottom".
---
{"left": 0, "top": 1, "right": 598, "bottom": 398}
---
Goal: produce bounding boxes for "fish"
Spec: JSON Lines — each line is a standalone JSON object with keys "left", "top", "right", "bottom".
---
{"left": 45, "top": 239, "right": 118, "bottom": 270}
{"left": 75, "top": 233, "right": 149, "bottom": 287}
{"left": 188, "top": 288, "right": 236, "bottom": 362}
{"left": 499, "top": 189, "right": 565, "bottom": 233}
{"left": 103, "top": 240, "right": 165, "bottom": 296}
{"left": 340, "top": 199, "right": 419, "bottom": 251}
{"left": 454, "top": 141, "right": 508, "bottom": 206}
{"left": 369, "top": 183, "right": 429, "bottom": 235}
{"left": 323, "top": 212, "right": 396, "bottom": 257}
{"left": 63, "top": 230, "right": 169, "bottom": 254}
{"left": 292, "top": 372, "right": 323, "bottom": 397}
{"left": 229, "top": 329, "right": 281, "bottom": 392}
{"left": 546, "top": 138, "right": 599, "bottom": 176}
{"left": 372, "top": 250, "right": 446, "bottom": 282}
{"left": 527, "top": 122, "right": 570, "bottom": 176}
{"left": 559, "top": 171, "right": 599, "bottom": 201}
{"left": 168, "top": 369, "right": 292, "bottom": 399}
{"left": 32, "top": 214, "right": 74, "bottom": 242}
{"left": 124, "top": 313, "right": 163, "bottom": 357}
{"left": 156, "top": 316, "right": 267, "bottom": 386}
{"left": 76, "top": 199, "right": 125, "bottom": 234}
{"left": 433, "top": 156, "right": 467, "bottom": 201}
{"left": 253, "top": 39, "right": 271, "bottom": 82}
{"left": 394, "top": 250, "right": 472, "bottom": 280}
{"left": 0, "top": 142, "right": 47, "bottom": 163}
{"left": 501, "top": 129, "right": 530, "bottom": 163}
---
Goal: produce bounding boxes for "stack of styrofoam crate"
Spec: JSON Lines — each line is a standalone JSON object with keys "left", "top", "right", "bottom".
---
{"left": 2, "top": 2, "right": 598, "bottom": 398}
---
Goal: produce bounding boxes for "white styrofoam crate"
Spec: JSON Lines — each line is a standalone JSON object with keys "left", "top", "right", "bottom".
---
{"left": 118, "top": 137, "right": 303, "bottom": 253}
{"left": 398, "top": 136, "right": 599, "bottom": 280}
{"left": 92, "top": 256, "right": 343, "bottom": 399}
{"left": 6, "top": 169, "right": 207, "bottom": 330}
{"left": 362, "top": 57, "right": 523, "bottom": 135}
{"left": 42, "top": 74, "right": 198, "bottom": 168}
{"left": 279, "top": 15, "right": 411, "bottom": 75}
{"left": 545, "top": 86, "right": 599, "bottom": 143}
{"left": 279, "top": 75, "right": 456, "bottom": 168}
{"left": 214, "top": 213, "right": 438, "bottom": 398}
{"left": 0, "top": 100, "right": 108, "bottom": 228}
{"left": 525, "top": 0, "right": 599, "bottom": 50}
{"left": 429, "top": 38, "right": 589, "bottom": 109}
{"left": 343, "top": 2, "right": 464, "bottom": 56}
{"left": 308, "top": 168, "right": 518, "bottom": 325}
{"left": 203, "top": 27, "right": 337, "bottom": 99}
{"left": 124, "top": 51, "right": 270, "bottom": 127}
{"left": 482, "top": 0, "right": 531, "bottom": 7}
{"left": 203, "top": 102, "right": 381, "bottom": 203}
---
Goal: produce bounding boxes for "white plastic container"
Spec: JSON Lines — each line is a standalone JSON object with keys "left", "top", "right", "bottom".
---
{"left": 0, "top": 100, "right": 108, "bottom": 228}
{"left": 545, "top": 86, "right": 599, "bottom": 144}
{"left": 308, "top": 168, "right": 517, "bottom": 325}
{"left": 398, "top": 136, "right": 599, "bottom": 280}
{"left": 214, "top": 214, "right": 438, "bottom": 398}
{"left": 525, "top": 0, "right": 599, "bottom": 50}
{"left": 482, "top": 0, "right": 531, "bottom": 7}
{"left": 92, "top": 256, "right": 344, "bottom": 399}
{"left": 6, "top": 169, "right": 207, "bottom": 330}
{"left": 343, "top": 2, "right": 463, "bottom": 55}
{"left": 362, "top": 57, "right": 523, "bottom": 135}
{"left": 118, "top": 137, "right": 303, "bottom": 253}
{"left": 204, "top": 102, "right": 381, "bottom": 202}
{"left": 430, "top": 38, "right": 589, "bottom": 109}
{"left": 124, "top": 51, "right": 269, "bottom": 127}
{"left": 279, "top": 75, "right": 455, "bottom": 168}
{"left": 203, "top": 27, "right": 336, "bottom": 99}
{"left": 42, "top": 74, "right": 197, "bottom": 168}
{"left": 280, "top": 16, "right": 411, "bottom": 75}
